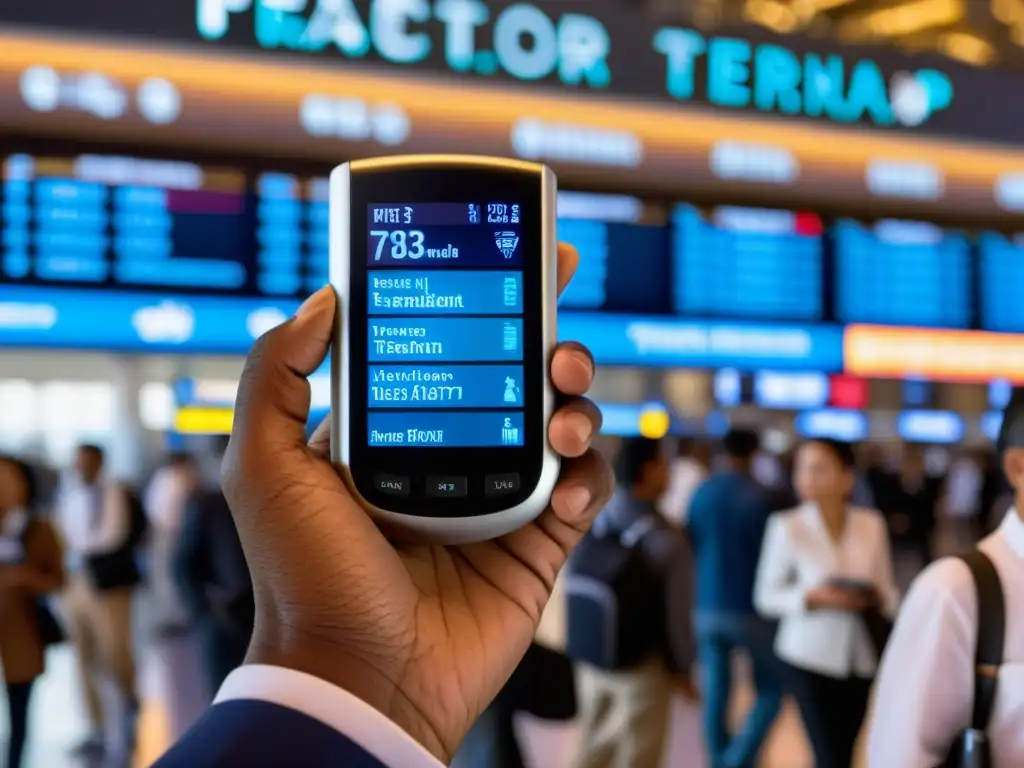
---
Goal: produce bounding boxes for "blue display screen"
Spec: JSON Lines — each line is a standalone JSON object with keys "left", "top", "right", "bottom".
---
{"left": 672, "top": 205, "right": 823, "bottom": 321}
{"left": 834, "top": 219, "right": 971, "bottom": 328}
{"left": 557, "top": 218, "right": 670, "bottom": 313}
{"left": 0, "top": 154, "right": 327, "bottom": 299}
{"left": 978, "top": 232, "right": 1024, "bottom": 332}
{"left": 365, "top": 202, "right": 525, "bottom": 448}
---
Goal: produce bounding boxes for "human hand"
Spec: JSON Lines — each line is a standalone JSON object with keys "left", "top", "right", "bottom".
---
{"left": 223, "top": 243, "right": 613, "bottom": 762}
{"left": 806, "top": 585, "right": 869, "bottom": 611}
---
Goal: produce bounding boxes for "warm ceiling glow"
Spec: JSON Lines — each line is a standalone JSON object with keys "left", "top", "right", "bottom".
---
{"left": 839, "top": 0, "right": 965, "bottom": 38}
{"left": 743, "top": 0, "right": 798, "bottom": 33}
{"left": 991, "top": 0, "right": 1024, "bottom": 24}
{"left": 940, "top": 32, "right": 997, "bottom": 65}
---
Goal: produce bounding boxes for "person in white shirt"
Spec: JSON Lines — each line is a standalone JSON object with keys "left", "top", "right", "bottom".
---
{"left": 57, "top": 444, "right": 138, "bottom": 764}
{"left": 657, "top": 438, "right": 709, "bottom": 526}
{"left": 867, "top": 400, "right": 1024, "bottom": 767}
{"left": 144, "top": 452, "right": 199, "bottom": 633}
{"left": 754, "top": 438, "right": 899, "bottom": 768}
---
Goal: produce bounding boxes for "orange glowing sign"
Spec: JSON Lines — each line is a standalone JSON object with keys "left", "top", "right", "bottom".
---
{"left": 844, "top": 325, "right": 1024, "bottom": 383}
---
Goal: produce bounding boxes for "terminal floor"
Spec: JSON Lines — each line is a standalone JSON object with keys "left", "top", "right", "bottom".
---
{"left": 6, "top": 640, "right": 871, "bottom": 767}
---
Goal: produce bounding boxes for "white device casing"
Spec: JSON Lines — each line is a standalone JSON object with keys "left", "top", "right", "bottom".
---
{"left": 328, "top": 155, "right": 560, "bottom": 544}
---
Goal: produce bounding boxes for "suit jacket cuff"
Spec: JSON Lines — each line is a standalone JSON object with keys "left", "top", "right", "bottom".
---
{"left": 216, "top": 664, "right": 446, "bottom": 768}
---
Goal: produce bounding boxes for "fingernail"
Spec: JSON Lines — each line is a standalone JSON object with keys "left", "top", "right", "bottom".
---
{"left": 562, "top": 486, "right": 592, "bottom": 518}
{"left": 565, "top": 412, "right": 593, "bottom": 445}
{"left": 295, "top": 286, "right": 331, "bottom": 321}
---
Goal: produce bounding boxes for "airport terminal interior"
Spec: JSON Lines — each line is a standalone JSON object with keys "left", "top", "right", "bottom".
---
{"left": 4, "top": 0, "right": 1024, "bottom": 765}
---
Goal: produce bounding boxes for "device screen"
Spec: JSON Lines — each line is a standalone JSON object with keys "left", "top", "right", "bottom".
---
{"left": 366, "top": 202, "right": 525, "bottom": 448}
{"left": 343, "top": 165, "right": 548, "bottom": 518}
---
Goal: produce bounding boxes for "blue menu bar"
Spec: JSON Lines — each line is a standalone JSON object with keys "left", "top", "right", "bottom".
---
{"left": 369, "top": 365, "right": 524, "bottom": 408}
{"left": 368, "top": 411, "right": 525, "bottom": 447}
{"left": 369, "top": 318, "right": 523, "bottom": 362}
{"left": 368, "top": 271, "right": 521, "bottom": 315}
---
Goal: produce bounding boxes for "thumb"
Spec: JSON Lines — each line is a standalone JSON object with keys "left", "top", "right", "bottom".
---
{"left": 229, "top": 287, "right": 335, "bottom": 457}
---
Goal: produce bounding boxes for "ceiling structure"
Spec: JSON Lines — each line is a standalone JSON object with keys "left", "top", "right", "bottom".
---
{"left": 649, "top": 0, "right": 1024, "bottom": 68}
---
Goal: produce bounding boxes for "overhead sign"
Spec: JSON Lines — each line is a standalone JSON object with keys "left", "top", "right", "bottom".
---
{"left": 4, "top": 0, "right": 1020, "bottom": 146}
{"left": 844, "top": 325, "right": 1024, "bottom": 383}
{"left": 2, "top": 32, "right": 1022, "bottom": 220}
{"left": 560, "top": 314, "right": 844, "bottom": 371}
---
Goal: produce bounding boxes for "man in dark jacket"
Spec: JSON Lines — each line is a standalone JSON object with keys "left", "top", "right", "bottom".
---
{"left": 173, "top": 481, "right": 254, "bottom": 698}
{"left": 566, "top": 438, "right": 696, "bottom": 768}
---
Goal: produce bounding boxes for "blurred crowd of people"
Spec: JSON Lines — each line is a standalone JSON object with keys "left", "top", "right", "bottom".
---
{"left": 0, "top": 438, "right": 253, "bottom": 767}
{"left": 0, "top": 427, "right": 1015, "bottom": 767}
{"left": 453, "top": 430, "right": 1017, "bottom": 768}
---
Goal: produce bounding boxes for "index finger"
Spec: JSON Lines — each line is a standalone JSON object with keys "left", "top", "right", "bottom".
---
{"left": 557, "top": 242, "right": 579, "bottom": 297}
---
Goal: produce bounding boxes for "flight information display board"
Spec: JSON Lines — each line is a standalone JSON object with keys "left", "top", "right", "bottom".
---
{"left": 0, "top": 153, "right": 327, "bottom": 299}
{"left": 978, "top": 232, "right": 1024, "bottom": 333}
{"left": 671, "top": 205, "right": 823, "bottom": 321}
{"left": 556, "top": 218, "right": 671, "bottom": 314}
{"left": 834, "top": 219, "right": 971, "bottom": 328}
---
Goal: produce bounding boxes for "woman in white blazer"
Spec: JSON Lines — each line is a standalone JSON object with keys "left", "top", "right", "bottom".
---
{"left": 754, "top": 438, "right": 899, "bottom": 768}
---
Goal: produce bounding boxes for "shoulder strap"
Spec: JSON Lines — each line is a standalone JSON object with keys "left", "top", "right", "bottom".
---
{"left": 620, "top": 515, "right": 658, "bottom": 548}
{"left": 957, "top": 550, "right": 1005, "bottom": 731}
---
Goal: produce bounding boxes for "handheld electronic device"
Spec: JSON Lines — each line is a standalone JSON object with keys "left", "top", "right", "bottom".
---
{"left": 330, "top": 156, "right": 560, "bottom": 543}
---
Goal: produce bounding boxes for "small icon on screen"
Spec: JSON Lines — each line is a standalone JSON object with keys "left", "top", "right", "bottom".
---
{"left": 502, "top": 322, "right": 518, "bottom": 352}
{"left": 468, "top": 204, "right": 480, "bottom": 224}
{"left": 501, "top": 418, "right": 520, "bottom": 445}
{"left": 502, "top": 276, "right": 518, "bottom": 307}
{"left": 495, "top": 231, "right": 519, "bottom": 259}
{"left": 511, "top": 204, "right": 520, "bottom": 224}
{"left": 503, "top": 377, "right": 519, "bottom": 404}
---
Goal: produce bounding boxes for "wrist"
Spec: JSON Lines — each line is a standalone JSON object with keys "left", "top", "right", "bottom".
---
{"left": 246, "top": 628, "right": 450, "bottom": 763}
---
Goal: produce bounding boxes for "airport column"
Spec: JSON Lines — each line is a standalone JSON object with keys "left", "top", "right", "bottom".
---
{"left": 108, "top": 356, "right": 146, "bottom": 483}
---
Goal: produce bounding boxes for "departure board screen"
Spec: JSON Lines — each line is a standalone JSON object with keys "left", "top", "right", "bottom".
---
{"left": 834, "top": 219, "right": 971, "bottom": 328}
{"left": 365, "top": 202, "right": 526, "bottom": 449}
{"left": 978, "top": 232, "right": 1024, "bottom": 332}
{"left": 671, "top": 205, "right": 823, "bottom": 321}
{"left": 557, "top": 218, "right": 671, "bottom": 314}
{"left": 0, "top": 153, "right": 327, "bottom": 299}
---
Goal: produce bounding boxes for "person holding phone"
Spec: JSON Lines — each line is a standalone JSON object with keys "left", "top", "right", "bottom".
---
{"left": 754, "top": 438, "right": 900, "bottom": 768}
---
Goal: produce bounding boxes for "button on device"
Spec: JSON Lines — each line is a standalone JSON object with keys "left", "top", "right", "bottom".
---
{"left": 426, "top": 476, "right": 468, "bottom": 498}
{"left": 375, "top": 473, "right": 410, "bottom": 497}
{"left": 485, "top": 473, "right": 521, "bottom": 497}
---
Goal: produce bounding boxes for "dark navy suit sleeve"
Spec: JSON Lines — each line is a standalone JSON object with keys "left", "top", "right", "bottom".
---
{"left": 153, "top": 700, "right": 389, "bottom": 767}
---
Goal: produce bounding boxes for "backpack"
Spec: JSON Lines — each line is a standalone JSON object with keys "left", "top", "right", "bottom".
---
{"left": 941, "top": 550, "right": 1005, "bottom": 768}
{"left": 564, "top": 514, "right": 660, "bottom": 670}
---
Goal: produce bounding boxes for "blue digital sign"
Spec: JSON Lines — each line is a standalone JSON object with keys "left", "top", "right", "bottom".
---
{"left": 834, "top": 219, "right": 971, "bottom": 328}
{"left": 1, "top": 155, "right": 331, "bottom": 300}
{"left": 896, "top": 410, "right": 964, "bottom": 444}
{"left": 0, "top": 285, "right": 298, "bottom": 352}
{"left": 978, "top": 232, "right": 1024, "bottom": 332}
{"left": 672, "top": 206, "right": 822, "bottom": 321}
{"left": 558, "top": 313, "right": 844, "bottom": 371}
{"left": 795, "top": 409, "right": 869, "bottom": 441}
{"left": 556, "top": 217, "right": 670, "bottom": 314}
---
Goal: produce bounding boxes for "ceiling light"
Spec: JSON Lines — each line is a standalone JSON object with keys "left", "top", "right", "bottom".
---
{"left": 940, "top": 32, "right": 996, "bottom": 65}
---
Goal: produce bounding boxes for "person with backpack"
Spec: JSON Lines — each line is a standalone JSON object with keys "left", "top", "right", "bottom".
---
{"left": 565, "top": 438, "right": 696, "bottom": 768}
{"left": 867, "top": 390, "right": 1024, "bottom": 767}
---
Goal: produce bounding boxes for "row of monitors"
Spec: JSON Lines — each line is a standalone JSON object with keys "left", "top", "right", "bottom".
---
{"left": 4, "top": 152, "right": 1024, "bottom": 332}
{"left": 600, "top": 403, "right": 1004, "bottom": 446}
{"left": 713, "top": 370, "right": 1013, "bottom": 411}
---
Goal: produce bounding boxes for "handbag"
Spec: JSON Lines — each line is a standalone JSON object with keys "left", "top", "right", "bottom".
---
{"left": 507, "top": 642, "right": 577, "bottom": 721}
{"left": 940, "top": 550, "right": 1004, "bottom": 768}
{"left": 861, "top": 605, "right": 893, "bottom": 660}
{"left": 34, "top": 601, "right": 65, "bottom": 647}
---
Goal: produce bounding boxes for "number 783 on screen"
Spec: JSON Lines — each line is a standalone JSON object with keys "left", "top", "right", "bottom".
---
{"left": 370, "top": 229, "right": 426, "bottom": 260}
